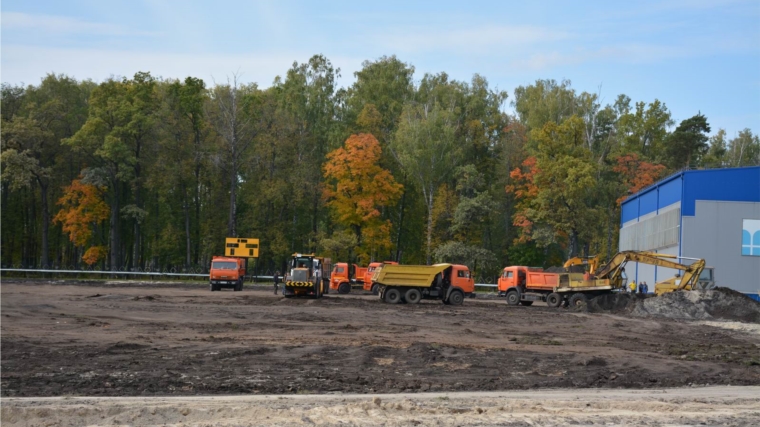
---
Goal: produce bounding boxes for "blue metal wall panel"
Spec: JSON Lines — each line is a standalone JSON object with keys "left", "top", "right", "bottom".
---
{"left": 658, "top": 176, "right": 682, "bottom": 209}
{"left": 639, "top": 189, "right": 658, "bottom": 217}
{"left": 682, "top": 167, "right": 760, "bottom": 216}
{"left": 621, "top": 199, "right": 638, "bottom": 224}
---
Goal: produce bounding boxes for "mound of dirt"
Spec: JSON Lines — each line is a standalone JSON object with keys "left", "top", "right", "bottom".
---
{"left": 587, "top": 288, "right": 760, "bottom": 323}
{"left": 634, "top": 288, "right": 760, "bottom": 323}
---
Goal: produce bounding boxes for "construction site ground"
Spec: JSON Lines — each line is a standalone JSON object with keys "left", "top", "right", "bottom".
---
{"left": 2, "top": 279, "right": 760, "bottom": 425}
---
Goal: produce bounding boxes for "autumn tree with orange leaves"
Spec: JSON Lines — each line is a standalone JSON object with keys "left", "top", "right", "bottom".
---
{"left": 323, "top": 133, "right": 403, "bottom": 262}
{"left": 53, "top": 178, "right": 110, "bottom": 266}
{"left": 613, "top": 153, "right": 667, "bottom": 204}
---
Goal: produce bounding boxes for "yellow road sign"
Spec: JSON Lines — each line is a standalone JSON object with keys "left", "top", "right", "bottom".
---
{"left": 225, "top": 237, "right": 259, "bottom": 258}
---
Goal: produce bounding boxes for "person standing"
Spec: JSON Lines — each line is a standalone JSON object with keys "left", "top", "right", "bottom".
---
{"left": 629, "top": 281, "right": 637, "bottom": 294}
{"left": 638, "top": 282, "right": 644, "bottom": 294}
{"left": 643, "top": 281, "right": 649, "bottom": 294}
{"left": 273, "top": 270, "right": 281, "bottom": 295}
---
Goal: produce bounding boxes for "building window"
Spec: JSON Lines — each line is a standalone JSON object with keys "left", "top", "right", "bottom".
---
{"left": 743, "top": 219, "right": 760, "bottom": 256}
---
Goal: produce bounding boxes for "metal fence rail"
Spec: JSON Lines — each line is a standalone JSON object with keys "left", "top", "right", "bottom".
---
{"left": 1, "top": 268, "right": 498, "bottom": 288}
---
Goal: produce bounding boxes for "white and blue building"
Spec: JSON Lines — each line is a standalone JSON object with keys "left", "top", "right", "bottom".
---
{"left": 619, "top": 166, "right": 760, "bottom": 301}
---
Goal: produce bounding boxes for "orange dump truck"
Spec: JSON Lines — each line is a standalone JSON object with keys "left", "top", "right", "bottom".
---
{"left": 330, "top": 263, "right": 368, "bottom": 294}
{"left": 209, "top": 256, "right": 246, "bottom": 291}
{"left": 372, "top": 263, "right": 474, "bottom": 305}
{"left": 498, "top": 265, "right": 617, "bottom": 308}
{"left": 363, "top": 261, "right": 398, "bottom": 294}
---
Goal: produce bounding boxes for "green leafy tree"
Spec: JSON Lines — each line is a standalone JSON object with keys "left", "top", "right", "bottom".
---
{"left": 665, "top": 113, "right": 711, "bottom": 168}
{"left": 616, "top": 99, "right": 673, "bottom": 161}
{"left": 66, "top": 72, "right": 159, "bottom": 270}
{"left": 393, "top": 99, "right": 461, "bottom": 264}
{"left": 508, "top": 116, "right": 599, "bottom": 257}
{"left": 726, "top": 129, "right": 760, "bottom": 166}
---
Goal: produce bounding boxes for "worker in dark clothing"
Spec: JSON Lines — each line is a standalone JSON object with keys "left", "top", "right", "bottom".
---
{"left": 642, "top": 281, "right": 649, "bottom": 294}
{"left": 273, "top": 271, "right": 281, "bottom": 295}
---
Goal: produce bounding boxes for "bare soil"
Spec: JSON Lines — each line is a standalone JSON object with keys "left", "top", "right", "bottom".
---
{"left": 2, "top": 279, "right": 760, "bottom": 398}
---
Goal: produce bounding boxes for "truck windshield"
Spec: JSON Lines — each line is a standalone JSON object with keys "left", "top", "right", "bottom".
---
{"left": 212, "top": 261, "right": 237, "bottom": 270}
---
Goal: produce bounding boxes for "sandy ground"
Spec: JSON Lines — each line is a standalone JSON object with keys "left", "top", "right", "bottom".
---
{"left": 3, "top": 386, "right": 760, "bottom": 426}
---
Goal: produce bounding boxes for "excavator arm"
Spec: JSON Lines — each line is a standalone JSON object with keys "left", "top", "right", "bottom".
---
{"left": 563, "top": 256, "right": 599, "bottom": 274}
{"left": 594, "top": 251, "right": 705, "bottom": 291}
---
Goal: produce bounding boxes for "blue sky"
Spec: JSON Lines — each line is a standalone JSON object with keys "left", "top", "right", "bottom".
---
{"left": 2, "top": 0, "right": 759, "bottom": 137}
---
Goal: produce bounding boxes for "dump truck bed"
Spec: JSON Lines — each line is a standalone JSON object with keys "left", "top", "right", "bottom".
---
{"left": 372, "top": 264, "right": 451, "bottom": 288}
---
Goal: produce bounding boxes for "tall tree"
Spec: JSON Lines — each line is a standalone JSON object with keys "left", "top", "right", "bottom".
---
{"left": 53, "top": 178, "right": 110, "bottom": 266}
{"left": 617, "top": 99, "right": 673, "bottom": 161}
{"left": 508, "top": 116, "right": 599, "bottom": 257}
{"left": 393, "top": 99, "right": 461, "bottom": 264}
{"left": 1, "top": 75, "right": 91, "bottom": 267}
{"left": 349, "top": 55, "right": 415, "bottom": 144}
{"left": 726, "top": 129, "right": 760, "bottom": 167}
{"left": 665, "top": 113, "right": 711, "bottom": 168}
{"left": 322, "top": 133, "right": 403, "bottom": 262}
{"left": 67, "top": 73, "right": 159, "bottom": 270}
{"left": 207, "top": 75, "right": 257, "bottom": 237}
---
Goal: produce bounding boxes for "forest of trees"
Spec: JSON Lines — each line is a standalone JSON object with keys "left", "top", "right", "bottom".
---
{"left": 2, "top": 54, "right": 759, "bottom": 280}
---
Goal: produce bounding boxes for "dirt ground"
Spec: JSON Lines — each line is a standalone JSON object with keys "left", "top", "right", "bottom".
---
{"left": 2, "top": 279, "right": 760, "bottom": 399}
{"left": 4, "top": 387, "right": 760, "bottom": 426}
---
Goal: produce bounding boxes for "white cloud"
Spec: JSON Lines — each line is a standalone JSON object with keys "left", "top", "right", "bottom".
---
{"left": 0, "top": 11, "right": 157, "bottom": 37}
{"left": 0, "top": 45, "right": 363, "bottom": 88}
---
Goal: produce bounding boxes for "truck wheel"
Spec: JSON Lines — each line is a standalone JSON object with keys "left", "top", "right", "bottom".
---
{"left": 210, "top": 283, "right": 216, "bottom": 292}
{"left": 338, "top": 282, "right": 351, "bottom": 294}
{"left": 546, "top": 292, "right": 562, "bottom": 308}
{"left": 404, "top": 288, "right": 422, "bottom": 304}
{"left": 371, "top": 283, "right": 380, "bottom": 295}
{"left": 568, "top": 293, "right": 588, "bottom": 308}
{"left": 384, "top": 288, "right": 401, "bottom": 304}
{"left": 447, "top": 290, "right": 464, "bottom": 306}
{"left": 520, "top": 301, "right": 533, "bottom": 306}
{"left": 506, "top": 290, "right": 521, "bottom": 306}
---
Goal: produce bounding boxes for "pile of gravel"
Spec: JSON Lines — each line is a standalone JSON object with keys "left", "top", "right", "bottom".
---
{"left": 586, "top": 288, "right": 760, "bottom": 323}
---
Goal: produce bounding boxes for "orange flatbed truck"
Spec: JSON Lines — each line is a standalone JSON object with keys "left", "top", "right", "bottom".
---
{"left": 362, "top": 261, "right": 398, "bottom": 294}
{"left": 498, "top": 265, "right": 619, "bottom": 308}
{"left": 330, "top": 263, "right": 368, "bottom": 294}
{"left": 209, "top": 256, "right": 246, "bottom": 291}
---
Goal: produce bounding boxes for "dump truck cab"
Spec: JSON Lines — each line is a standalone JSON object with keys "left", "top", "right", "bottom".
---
{"left": 209, "top": 256, "right": 246, "bottom": 292}
{"left": 498, "top": 266, "right": 547, "bottom": 295}
{"left": 372, "top": 263, "right": 474, "bottom": 305}
{"left": 283, "top": 253, "right": 330, "bottom": 298}
{"left": 330, "top": 262, "right": 367, "bottom": 294}
{"left": 363, "top": 261, "right": 398, "bottom": 294}
{"left": 451, "top": 264, "right": 475, "bottom": 294}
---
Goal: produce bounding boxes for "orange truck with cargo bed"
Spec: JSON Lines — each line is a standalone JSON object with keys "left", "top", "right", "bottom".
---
{"left": 209, "top": 256, "right": 246, "bottom": 291}
{"left": 372, "top": 263, "right": 475, "bottom": 305}
{"left": 330, "top": 263, "right": 368, "bottom": 294}
{"left": 498, "top": 265, "right": 618, "bottom": 308}
{"left": 363, "top": 261, "right": 398, "bottom": 294}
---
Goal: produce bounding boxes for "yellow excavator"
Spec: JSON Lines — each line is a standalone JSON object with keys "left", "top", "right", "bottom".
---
{"left": 590, "top": 251, "right": 713, "bottom": 295}
{"left": 563, "top": 256, "right": 600, "bottom": 274}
